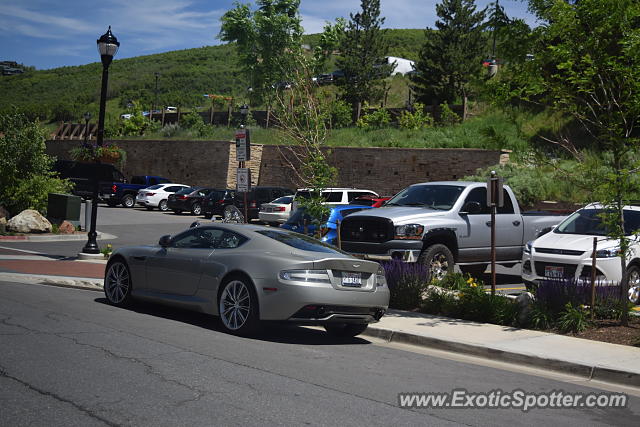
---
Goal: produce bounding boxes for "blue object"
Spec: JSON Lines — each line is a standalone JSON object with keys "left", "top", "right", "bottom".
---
{"left": 281, "top": 204, "right": 373, "bottom": 246}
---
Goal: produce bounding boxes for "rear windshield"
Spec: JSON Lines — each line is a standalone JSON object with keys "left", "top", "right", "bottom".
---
{"left": 176, "top": 187, "right": 197, "bottom": 195}
{"left": 255, "top": 229, "right": 344, "bottom": 254}
{"left": 272, "top": 196, "right": 293, "bottom": 204}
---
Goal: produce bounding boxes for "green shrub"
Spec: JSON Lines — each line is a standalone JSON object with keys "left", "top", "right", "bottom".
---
{"left": 327, "top": 99, "right": 352, "bottom": 128}
{"left": 357, "top": 107, "right": 391, "bottom": 129}
{"left": 526, "top": 303, "right": 553, "bottom": 330}
{"left": 398, "top": 103, "right": 434, "bottom": 130}
{"left": 557, "top": 303, "right": 590, "bottom": 333}
{"left": 180, "top": 112, "right": 205, "bottom": 130}
{"left": 438, "top": 103, "right": 460, "bottom": 126}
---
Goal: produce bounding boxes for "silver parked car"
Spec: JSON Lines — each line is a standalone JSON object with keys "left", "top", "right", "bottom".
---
{"left": 104, "top": 223, "right": 389, "bottom": 337}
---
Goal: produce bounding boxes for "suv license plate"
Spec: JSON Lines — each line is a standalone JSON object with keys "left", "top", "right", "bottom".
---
{"left": 342, "top": 272, "right": 362, "bottom": 287}
{"left": 544, "top": 266, "right": 564, "bottom": 278}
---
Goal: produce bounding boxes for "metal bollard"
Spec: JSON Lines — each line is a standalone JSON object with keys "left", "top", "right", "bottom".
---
{"left": 84, "top": 199, "right": 92, "bottom": 232}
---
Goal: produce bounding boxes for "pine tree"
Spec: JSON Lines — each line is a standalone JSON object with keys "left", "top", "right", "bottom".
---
{"left": 336, "top": 0, "right": 392, "bottom": 119}
{"left": 411, "top": 0, "right": 487, "bottom": 106}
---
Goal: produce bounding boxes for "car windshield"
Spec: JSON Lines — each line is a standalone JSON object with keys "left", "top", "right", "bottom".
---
{"left": 146, "top": 184, "right": 163, "bottom": 190}
{"left": 555, "top": 208, "right": 640, "bottom": 236}
{"left": 385, "top": 184, "right": 464, "bottom": 210}
{"left": 272, "top": 196, "right": 293, "bottom": 204}
{"left": 255, "top": 229, "right": 346, "bottom": 254}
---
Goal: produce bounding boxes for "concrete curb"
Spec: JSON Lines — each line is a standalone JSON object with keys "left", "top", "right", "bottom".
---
{"left": 0, "top": 273, "right": 103, "bottom": 291}
{"left": 363, "top": 326, "right": 640, "bottom": 388}
{"left": 0, "top": 231, "right": 117, "bottom": 242}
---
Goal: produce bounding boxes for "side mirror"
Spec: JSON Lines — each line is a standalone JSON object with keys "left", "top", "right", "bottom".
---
{"left": 159, "top": 235, "right": 172, "bottom": 247}
{"left": 460, "top": 201, "right": 482, "bottom": 215}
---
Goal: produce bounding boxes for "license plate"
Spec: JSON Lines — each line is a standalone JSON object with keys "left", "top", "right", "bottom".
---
{"left": 342, "top": 272, "right": 362, "bottom": 287}
{"left": 544, "top": 265, "right": 564, "bottom": 278}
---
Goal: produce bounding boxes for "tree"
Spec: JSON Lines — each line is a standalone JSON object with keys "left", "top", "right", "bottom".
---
{"left": 0, "top": 110, "right": 73, "bottom": 215}
{"left": 336, "top": 0, "right": 392, "bottom": 120}
{"left": 312, "top": 18, "right": 346, "bottom": 74}
{"left": 411, "top": 0, "right": 487, "bottom": 106}
{"left": 517, "top": 0, "right": 640, "bottom": 325}
{"left": 219, "top": 0, "right": 303, "bottom": 107}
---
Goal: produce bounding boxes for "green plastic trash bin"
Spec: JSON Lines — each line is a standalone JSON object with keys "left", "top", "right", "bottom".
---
{"left": 47, "top": 193, "right": 81, "bottom": 223}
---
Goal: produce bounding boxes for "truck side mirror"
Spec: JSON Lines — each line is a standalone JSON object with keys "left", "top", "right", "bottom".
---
{"left": 460, "top": 201, "right": 482, "bottom": 215}
{"left": 158, "top": 235, "right": 172, "bottom": 247}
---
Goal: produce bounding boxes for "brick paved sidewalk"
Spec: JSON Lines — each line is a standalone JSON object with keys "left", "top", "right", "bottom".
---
{"left": 0, "top": 247, "right": 104, "bottom": 279}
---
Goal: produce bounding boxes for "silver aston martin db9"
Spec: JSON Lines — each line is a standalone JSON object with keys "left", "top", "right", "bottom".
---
{"left": 104, "top": 223, "right": 389, "bottom": 337}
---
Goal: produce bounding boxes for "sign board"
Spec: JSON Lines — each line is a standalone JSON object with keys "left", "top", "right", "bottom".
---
{"left": 486, "top": 175, "right": 504, "bottom": 207}
{"left": 235, "top": 128, "right": 251, "bottom": 162}
{"left": 236, "top": 168, "right": 251, "bottom": 193}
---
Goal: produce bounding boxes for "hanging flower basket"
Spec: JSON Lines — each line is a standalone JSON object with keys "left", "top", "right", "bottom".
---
{"left": 69, "top": 144, "right": 126, "bottom": 167}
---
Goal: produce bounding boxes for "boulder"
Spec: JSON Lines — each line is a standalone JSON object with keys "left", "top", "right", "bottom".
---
{"left": 58, "top": 220, "right": 76, "bottom": 234}
{"left": 7, "top": 210, "right": 52, "bottom": 233}
{"left": 0, "top": 205, "right": 9, "bottom": 220}
{"left": 516, "top": 292, "right": 535, "bottom": 325}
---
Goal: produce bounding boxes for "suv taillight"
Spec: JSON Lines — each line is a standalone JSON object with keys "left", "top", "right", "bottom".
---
{"left": 111, "top": 184, "right": 117, "bottom": 193}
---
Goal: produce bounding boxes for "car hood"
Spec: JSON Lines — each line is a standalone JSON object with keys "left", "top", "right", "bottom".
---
{"left": 346, "top": 206, "right": 447, "bottom": 224}
{"left": 533, "top": 232, "right": 620, "bottom": 251}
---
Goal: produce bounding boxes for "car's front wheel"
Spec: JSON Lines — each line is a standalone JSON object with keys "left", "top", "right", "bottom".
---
{"left": 324, "top": 323, "right": 368, "bottom": 338}
{"left": 627, "top": 265, "right": 640, "bottom": 304}
{"left": 191, "top": 202, "right": 202, "bottom": 215}
{"left": 104, "top": 260, "right": 132, "bottom": 306}
{"left": 419, "top": 244, "right": 454, "bottom": 283}
{"left": 218, "top": 276, "right": 259, "bottom": 335}
{"left": 223, "top": 205, "right": 245, "bottom": 223}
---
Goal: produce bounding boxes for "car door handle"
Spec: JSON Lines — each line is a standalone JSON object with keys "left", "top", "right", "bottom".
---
{"left": 513, "top": 220, "right": 521, "bottom": 226}
{"left": 133, "top": 256, "right": 146, "bottom": 261}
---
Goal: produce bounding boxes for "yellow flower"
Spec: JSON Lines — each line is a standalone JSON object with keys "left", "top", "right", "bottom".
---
{"left": 470, "top": 282, "right": 478, "bottom": 288}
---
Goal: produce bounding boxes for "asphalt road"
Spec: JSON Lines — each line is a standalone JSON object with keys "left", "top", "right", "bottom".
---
{"left": 1, "top": 281, "right": 638, "bottom": 426}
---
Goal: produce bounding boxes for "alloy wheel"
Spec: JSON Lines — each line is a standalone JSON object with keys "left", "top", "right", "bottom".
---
{"left": 105, "top": 262, "right": 130, "bottom": 305}
{"left": 429, "top": 252, "right": 450, "bottom": 281}
{"left": 192, "top": 203, "right": 202, "bottom": 215}
{"left": 219, "top": 280, "right": 251, "bottom": 330}
{"left": 159, "top": 200, "right": 168, "bottom": 211}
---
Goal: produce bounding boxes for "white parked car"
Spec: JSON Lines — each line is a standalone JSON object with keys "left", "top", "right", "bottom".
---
{"left": 522, "top": 203, "right": 640, "bottom": 304}
{"left": 136, "top": 183, "right": 190, "bottom": 211}
{"left": 258, "top": 195, "right": 294, "bottom": 225}
{"left": 165, "top": 106, "right": 177, "bottom": 112}
{"left": 294, "top": 188, "right": 379, "bottom": 207}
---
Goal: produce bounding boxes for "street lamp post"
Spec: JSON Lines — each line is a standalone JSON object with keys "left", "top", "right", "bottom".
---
{"left": 81, "top": 26, "right": 119, "bottom": 255}
{"left": 83, "top": 112, "right": 92, "bottom": 146}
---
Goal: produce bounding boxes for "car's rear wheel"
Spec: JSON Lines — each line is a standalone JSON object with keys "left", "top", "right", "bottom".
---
{"left": 158, "top": 200, "right": 168, "bottom": 211}
{"left": 191, "top": 202, "right": 202, "bottom": 216}
{"left": 121, "top": 194, "right": 135, "bottom": 208}
{"left": 419, "top": 244, "right": 454, "bottom": 283}
{"left": 218, "top": 277, "right": 259, "bottom": 335}
{"left": 324, "top": 323, "right": 368, "bottom": 338}
{"left": 104, "top": 260, "right": 132, "bottom": 306}
{"left": 627, "top": 265, "right": 640, "bottom": 304}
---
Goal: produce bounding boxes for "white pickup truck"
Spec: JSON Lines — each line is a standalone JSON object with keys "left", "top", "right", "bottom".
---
{"left": 339, "top": 181, "right": 566, "bottom": 281}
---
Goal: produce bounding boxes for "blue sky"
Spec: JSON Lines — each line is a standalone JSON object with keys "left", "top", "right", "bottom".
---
{"left": 0, "top": 0, "right": 535, "bottom": 70}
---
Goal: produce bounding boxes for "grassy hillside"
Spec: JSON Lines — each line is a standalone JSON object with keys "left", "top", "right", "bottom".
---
{"left": 0, "top": 30, "right": 426, "bottom": 123}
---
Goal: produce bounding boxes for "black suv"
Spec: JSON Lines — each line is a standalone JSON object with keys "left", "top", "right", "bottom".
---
{"left": 202, "top": 189, "right": 235, "bottom": 218}
{"left": 225, "top": 186, "right": 294, "bottom": 221}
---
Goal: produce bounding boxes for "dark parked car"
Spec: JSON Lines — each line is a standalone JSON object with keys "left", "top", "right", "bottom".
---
{"left": 167, "top": 187, "right": 215, "bottom": 215}
{"left": 53, "top": 160, "right": 125, "bottom": 199}
{"left": 203, "top": 189, "right": 236, "bottom": 218}
{"left": 282, "top": 205, "right": 374, "bottom": 246}
{"left": 224, "top": 186, "right": 294, "bottom": 222}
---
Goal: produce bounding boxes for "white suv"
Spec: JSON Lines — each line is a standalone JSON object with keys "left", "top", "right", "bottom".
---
{"left": 294, "top": 188, "right": 379, "bottom": 206}
{"left": 521, "top": 203, "right": 640, "bottom": 304}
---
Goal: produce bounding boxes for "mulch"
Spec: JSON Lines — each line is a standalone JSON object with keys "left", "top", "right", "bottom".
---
{"left": 572, "top": 317, "right": 640, "bottom": 347}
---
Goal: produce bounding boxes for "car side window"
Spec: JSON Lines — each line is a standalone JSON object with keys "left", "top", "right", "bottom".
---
{"left": 497, "top": 189, "right": 515, "bottom": 214}
{"left": 165, "top": 186, "right": 182, "bottom": 193}
{"left": 216, "top": 231, "right": 247, "bottom": 249}
{"left": 171, "top": 229, "right": 219, "bottom": 249}
{"left": 463, "top": 188, "right": 490, "bottom": 215}
{"left": 322, "top": 192, "right": 343, "bottom": 203}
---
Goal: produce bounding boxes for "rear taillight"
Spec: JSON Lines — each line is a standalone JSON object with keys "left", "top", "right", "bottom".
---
{"left": 178, "top": 195, "right": 188, "bottom": 200}
{"left": 146, "top": 192, "right": 155, "bottom": 196}
{"left": 275, "top": 206, "right": 286, "bottom": 212}
{"left": 218, "top": 199, "right": 225, "bottom": 203}
{"left": 111, "top": 184, "right": 117, "bottom": 193}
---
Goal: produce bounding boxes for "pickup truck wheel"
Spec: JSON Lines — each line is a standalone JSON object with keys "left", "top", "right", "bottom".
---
{"left": 459, "top": 264, "right": 487, "bottom": 278}
{"left": 419, "top": 244, "right": 454, "bottom": 283}
{"left": 121, "top": 194, "right": 135, "bottom": 208}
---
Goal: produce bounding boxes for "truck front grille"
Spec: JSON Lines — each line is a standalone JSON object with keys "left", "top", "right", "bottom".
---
{"left": 340, "top": 217, "right": 393, "bottom": 243}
